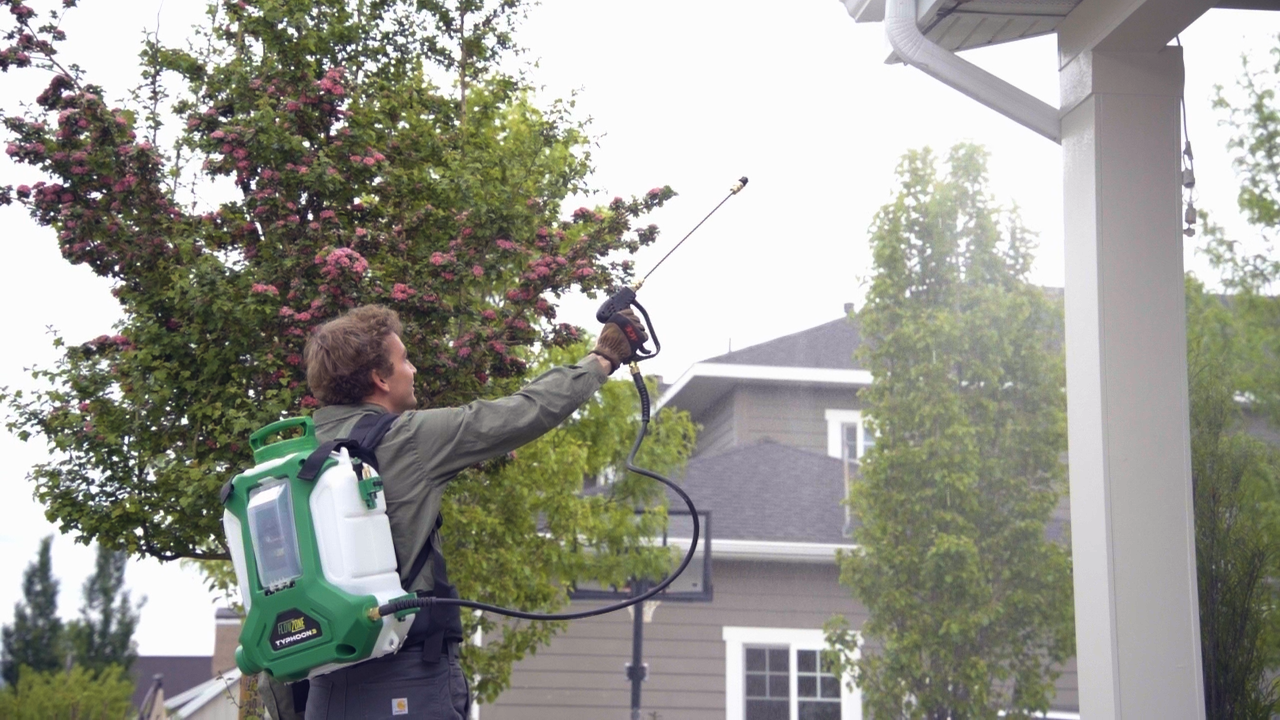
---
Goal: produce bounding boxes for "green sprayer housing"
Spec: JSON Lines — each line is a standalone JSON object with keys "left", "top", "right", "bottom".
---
{"left": 221, "top": 417, "right": 414, "bottom": 681}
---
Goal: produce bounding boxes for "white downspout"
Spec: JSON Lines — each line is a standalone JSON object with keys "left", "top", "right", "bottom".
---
{"left": 883, "top": 0, "right": 1062, "bottom": 143}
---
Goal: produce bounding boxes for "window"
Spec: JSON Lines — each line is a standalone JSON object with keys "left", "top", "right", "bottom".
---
{"left": 824, "top": 410, "right": 873, "bottom": 463}
{"left": 724, "top": 627, "right": 861, "bottom": 720}
{"left": 796, "top": 649, "right": 842, "bottom": 719}
{"left": 745, "top": 646, "right": 789, "bottom": 719}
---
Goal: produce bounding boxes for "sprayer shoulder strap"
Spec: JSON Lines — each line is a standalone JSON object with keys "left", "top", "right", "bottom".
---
{"left": 345, "top": 412, "right": 400, "bottom": 471}
{"left": 297, "top": 412, "right": 443, "bottom": 594}
{"left": 297, "top": 412, "right": 399, "bottom": 480}
{"left": 408, "top": 513, "right": 445, "bottom": 591}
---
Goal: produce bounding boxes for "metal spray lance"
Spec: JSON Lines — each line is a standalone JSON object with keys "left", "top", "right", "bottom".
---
{"left": 593, "top": 176, "right": 750, "bottom": 366}
{"left": 368, "top": 176, "right": 750, "bottom": 626}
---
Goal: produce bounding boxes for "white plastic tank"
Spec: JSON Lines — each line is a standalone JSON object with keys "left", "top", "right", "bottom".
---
{"left": 306, "top": 448, "right": 412, "bottom": 676}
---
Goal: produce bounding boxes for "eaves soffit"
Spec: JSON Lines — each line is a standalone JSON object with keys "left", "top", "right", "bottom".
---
{"left": 657, "top": 363, "right": 873, "bottom": 416}
{"left": 844, "top": 0, "right": 1081, "bottom": 55}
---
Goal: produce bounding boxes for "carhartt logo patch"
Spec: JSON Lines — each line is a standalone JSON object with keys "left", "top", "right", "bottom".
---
{"left": 392, "top": 697, "right": 408, "bottom": 715}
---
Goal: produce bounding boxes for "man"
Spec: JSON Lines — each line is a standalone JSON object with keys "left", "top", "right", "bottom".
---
{"left": 278, "top": 304, "right": 642, "bottom": 719}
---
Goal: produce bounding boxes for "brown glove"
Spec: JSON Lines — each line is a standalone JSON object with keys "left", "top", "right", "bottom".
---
{"left": 592, "top": 309, "right": 648, "bottom": 372}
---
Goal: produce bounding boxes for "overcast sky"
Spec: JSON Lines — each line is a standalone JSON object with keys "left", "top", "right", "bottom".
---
{"left": 0, "top": 1, "right": 1277, "bottom": 657}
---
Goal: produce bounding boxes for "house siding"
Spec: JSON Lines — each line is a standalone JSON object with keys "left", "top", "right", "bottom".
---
{"left": 482, "top": 559, "right": 866, "bottom": 720}
{"left": 483, "top": 557, "right": 1080, "bottom": 719}
{"left": 733, "top": 386, "right": 862, "bottom": 455}
{"left": 695, "top": 392, "right": 738, "bottom": 457}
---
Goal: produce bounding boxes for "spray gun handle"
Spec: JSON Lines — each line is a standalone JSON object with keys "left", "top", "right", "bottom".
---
{"left": 595, "top": 286, "right": 653, "bottom": 360}
{"left": 595, "top": 286, "right": 636, "bottom": 323}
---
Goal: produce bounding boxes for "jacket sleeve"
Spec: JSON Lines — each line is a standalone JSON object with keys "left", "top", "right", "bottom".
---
{"left": 404, "top": 357, "right": 609, "bottom": 481}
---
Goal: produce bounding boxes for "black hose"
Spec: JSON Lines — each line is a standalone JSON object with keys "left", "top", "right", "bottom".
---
{"left": 377, "top": 366, "right": 699, "bottom": 622}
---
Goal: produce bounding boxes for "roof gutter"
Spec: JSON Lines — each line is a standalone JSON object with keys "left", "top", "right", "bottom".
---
{"left": 883, "top": 0, "right": 1062, "bottom": 143}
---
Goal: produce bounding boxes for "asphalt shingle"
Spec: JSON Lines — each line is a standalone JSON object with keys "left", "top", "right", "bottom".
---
{"left": 705, "top": 315, "right": 866, "bottom": 370}
{"left": 670, "top": 441, "right": 850, "bottom": 545}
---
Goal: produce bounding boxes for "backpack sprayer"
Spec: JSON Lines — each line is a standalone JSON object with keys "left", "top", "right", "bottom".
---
{"left": 221, "top": 177, "right": 749, "bottom": 681}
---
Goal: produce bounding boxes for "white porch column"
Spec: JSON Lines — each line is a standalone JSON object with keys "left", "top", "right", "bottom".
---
{"left": 1060, "top": 46, "right": 1205, "bottom": 719}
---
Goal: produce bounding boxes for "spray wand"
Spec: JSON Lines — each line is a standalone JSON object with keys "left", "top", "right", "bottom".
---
{"left": 371, "top": 176, "right": 750, "bottom": 623}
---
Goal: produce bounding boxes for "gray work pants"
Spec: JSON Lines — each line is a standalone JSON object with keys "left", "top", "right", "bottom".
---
{"left": 304, "top": 643, "right": 470, "bottom": 719}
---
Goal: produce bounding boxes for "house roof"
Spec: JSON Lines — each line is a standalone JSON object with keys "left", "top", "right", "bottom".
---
{"left": 657, "top": 315, "right": 870, "bottom": 416}
{"left": 165, "top": 668, "right": 242, "bottom": 719}
{"left": 705, "top": 315, "right": 867, "bottom": 370}
{"left": 670, "top": 441, "right": 853, "bottom": 547}
{"left": 130, "top": 656, "right": 213, "bottom": 712}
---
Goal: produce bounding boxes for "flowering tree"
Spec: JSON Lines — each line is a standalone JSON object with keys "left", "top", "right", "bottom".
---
{"left": 0, "top": 0, "right": 696, "bottom": 699}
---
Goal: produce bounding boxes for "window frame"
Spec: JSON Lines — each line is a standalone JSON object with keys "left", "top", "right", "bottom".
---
{"left": 723, "top": 626, "right": 861, "bottom": 720}
{"left": 824, "top": 409, "right": 871, "bottom": 462}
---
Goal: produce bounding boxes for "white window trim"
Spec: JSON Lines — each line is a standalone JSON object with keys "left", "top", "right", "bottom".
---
{"left": 824, "top": 409, "right": 866, "bottom": 461}
{"left": 722, "top": 626, "right": 862, "bottom": 720}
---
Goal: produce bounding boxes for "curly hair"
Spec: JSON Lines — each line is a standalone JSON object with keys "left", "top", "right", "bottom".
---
{"left": 304, "top": 305, "right": 404, "bottom": 406}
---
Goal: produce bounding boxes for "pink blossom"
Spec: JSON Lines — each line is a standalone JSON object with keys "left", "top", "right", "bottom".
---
{"left": 251, "top": 283, "right": 279, "bottom": 295}
{"left": 481, "top": 310, "right": 497, "bottom": 320}
{"left": 301, "top": 395, "right": 319, "bottom": 409}
{"left": 355, "top": 228, "right": 367, "bottom": 237}
{"left": 362, "top": 156, "right": 376, "bottom": 166}
{"left": 495, "top": 238, "right": 515, "bottom": 250}
{"left": 317, "top": 247, "right": 369, "bottom": 280}
{"left": 390, "top": 283, "right": 415, "bottom": 301}
{"left": 472, "top": 265, "right": 483, "bottom": 278}
{"left": 286, "top": 354, "right": 302, "bottom": 366}
{"left": 430, "top": 252, "right": 446, "bottom": 266}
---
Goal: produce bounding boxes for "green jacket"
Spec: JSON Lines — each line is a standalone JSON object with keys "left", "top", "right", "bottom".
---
{"left": 310, "top": 357, "right": 608, "bottom": 593}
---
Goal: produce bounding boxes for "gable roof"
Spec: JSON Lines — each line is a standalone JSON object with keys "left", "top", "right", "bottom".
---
{"left": 706, "top": 316, "right": 867, "bottom": 370}
{"left": 657, "top": 315, "right": 871, "bottom": 415}
{"left": 130, "top": 656, "right": 213, "bottom": 712}
{"left": 670, "top": 441, "right": 853, "bottom": 547}
{"left": 165, "top": 668, "right": 242, "bottom": 719}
